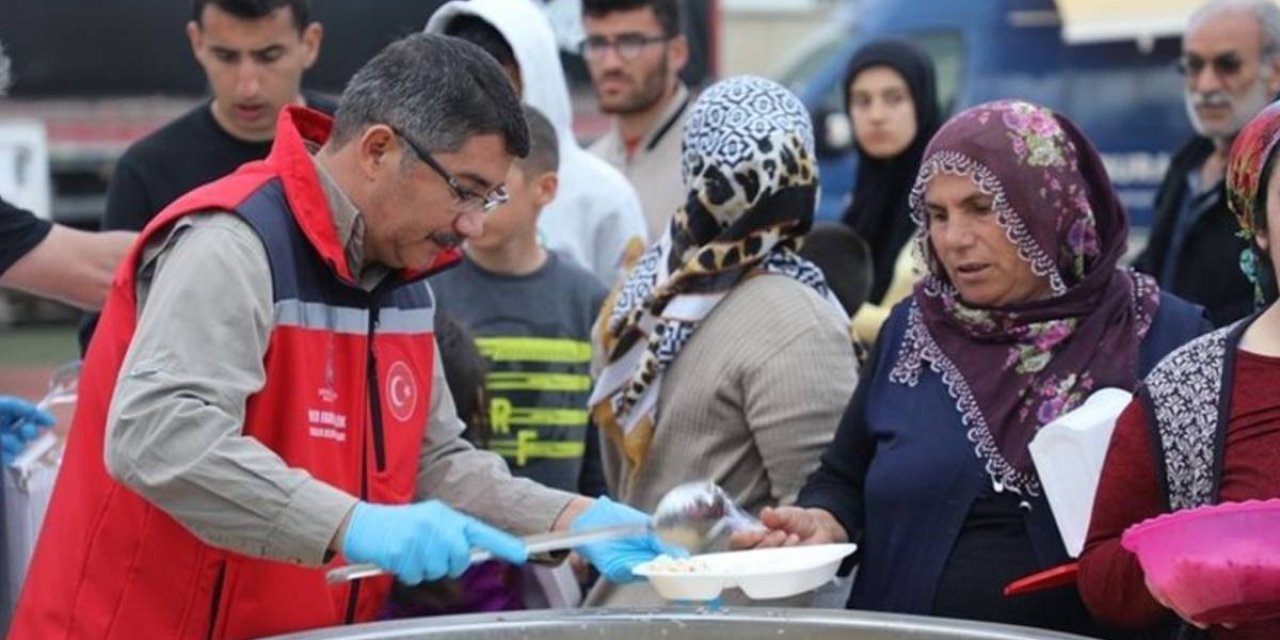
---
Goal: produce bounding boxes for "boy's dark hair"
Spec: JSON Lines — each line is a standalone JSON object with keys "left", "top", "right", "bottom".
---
{"left": 434, "top": 313, "right": 491, "bottom": 448}
{"left": 192, "top": 0, "right": 311, "bottom": 31}
{"left": 798, "top": 222, "right": 875, "bottom": 317}
{"left": 444, "top": 15, "right": 518, "bottom": 71}
{"left": 518, "top": 105, "right": 560, "bottom": 175}
{"left": 582, "top": 0, "right": 683, "bottom": 38}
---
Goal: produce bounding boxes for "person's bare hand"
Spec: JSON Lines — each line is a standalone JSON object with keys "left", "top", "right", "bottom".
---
{"left": 728, "top": 506, "right": 847, "bottom": 550}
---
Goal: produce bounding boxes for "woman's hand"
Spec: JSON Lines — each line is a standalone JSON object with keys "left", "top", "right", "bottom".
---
{"left": 728, "top": 506, "right": 848, "bottom": 550}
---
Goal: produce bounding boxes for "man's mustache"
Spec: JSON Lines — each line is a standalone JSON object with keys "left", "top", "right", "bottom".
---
{"left": 1192, "top": 91, "right": 1233, "bottom": 108}
{"left": 429, "top": 229, "right": 462, "bottom": 249}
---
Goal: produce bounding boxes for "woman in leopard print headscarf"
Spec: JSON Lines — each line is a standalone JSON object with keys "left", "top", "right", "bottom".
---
{"left": 584, "top": 76, "right": 858, "bottom": 606}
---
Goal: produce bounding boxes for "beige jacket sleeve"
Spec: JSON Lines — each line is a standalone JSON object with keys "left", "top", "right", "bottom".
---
{"left": 105, "top": 214, "right": 356, "bottom": 567}
{"left": 742, "top": 288, "right": 859, "bottom": 505}
{"left": 414, "top": 345, "right": 577, "bottom": 535}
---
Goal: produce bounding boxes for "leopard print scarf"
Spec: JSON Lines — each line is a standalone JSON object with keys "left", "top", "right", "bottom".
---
{"left": 588, "top": 76, "right": 845, "bottom": 472}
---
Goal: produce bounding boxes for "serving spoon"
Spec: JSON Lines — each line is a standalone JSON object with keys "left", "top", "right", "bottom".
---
{"left": 325, "top": 481, "right": 762, "bottom": 584}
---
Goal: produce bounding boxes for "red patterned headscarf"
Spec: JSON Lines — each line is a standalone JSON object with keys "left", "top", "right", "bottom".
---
{"left": 1227, "top": 100, "right": 1280, "bottom": 307}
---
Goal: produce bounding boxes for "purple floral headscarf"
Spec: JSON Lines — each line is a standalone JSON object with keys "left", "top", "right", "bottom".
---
{"left": 890, "top": 100, "right": 1160, "bottom": 496}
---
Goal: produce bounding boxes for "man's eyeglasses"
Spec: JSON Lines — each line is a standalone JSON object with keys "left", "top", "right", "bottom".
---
{"left": 1177, "top": 52, "right": 1244, "bottom": 78}
{"left": 580, "top": 33, "right": 670, "bottom": 62}
{"left": 391, "top": 127, "right": 508, "bottom": 214}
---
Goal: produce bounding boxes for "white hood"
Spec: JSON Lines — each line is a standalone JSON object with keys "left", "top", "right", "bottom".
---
{"left": 426, "top": 0, "right": 649, "bottom": 286}
{"left": 425, "top": 0, "right": 575, "bottom": 148}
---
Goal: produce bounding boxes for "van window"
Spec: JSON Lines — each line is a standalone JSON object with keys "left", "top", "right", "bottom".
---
{"left": 778, "top": 27, "right": 851, "bottom": 93}
{"left": 914, "top": 31, "right": 965, "bottom": 114}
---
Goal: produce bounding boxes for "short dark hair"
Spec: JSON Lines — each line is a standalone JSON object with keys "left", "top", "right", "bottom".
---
{"left": 582, "top": 0, "right": 683, "bottom": 38}
{"left": 518, "top": 105, "right": 559, "bottom": 175}
{"left": 444, "top": 15, "right": 517, "bottom": 71}
{"left": 191, "top": 0, "right": 311, "bottom": 31}
{"left": 434, "top": 313, "right": 491, "bottom": 448}
{"left": 798, "top": 222, "right": 874, "bottom": 317}
{"left": 332, "top": 34, "right": 529, "bottom": 158}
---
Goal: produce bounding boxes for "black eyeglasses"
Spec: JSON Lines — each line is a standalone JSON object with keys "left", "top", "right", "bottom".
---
{"left": 580, "top": 33, "right": 671, "bottom": 62}
{"left": 1177, "top": 52, "right": 1244, "bottom": 78}
{"left": 390, "top": 126, "right": 508, "bottom": 215}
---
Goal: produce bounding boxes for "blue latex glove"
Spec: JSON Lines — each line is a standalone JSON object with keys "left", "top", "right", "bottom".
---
{"left": 341, "top": 500, "right": 526, "bottom": 585}
{"left": 572, "top": 497, "right": 687, "bottom": 584}
{"left": 0, "top": 396, "right": 55, "bottom": 466}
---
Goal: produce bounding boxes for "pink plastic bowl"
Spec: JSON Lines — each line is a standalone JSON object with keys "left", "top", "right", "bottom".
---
{"left": 1122, "top": 499, "right": 1280, "bottom": 625}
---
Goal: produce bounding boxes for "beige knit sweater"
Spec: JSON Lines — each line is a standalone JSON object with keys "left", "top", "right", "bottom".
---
{"left": 586, "top": 273, "right": 860, "bottom": 606}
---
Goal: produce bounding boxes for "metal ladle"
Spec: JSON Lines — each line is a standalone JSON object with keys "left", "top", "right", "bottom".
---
{"left": 325, "top": 481, "right": 762, "bottom": 584}
{"left": 9, "top": 360, "right": 81, "bottom": 489}
{"left": 650, "top": 480, "right": 763, "bottom": 554}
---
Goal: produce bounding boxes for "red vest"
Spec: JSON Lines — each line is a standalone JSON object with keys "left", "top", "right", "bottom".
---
{"left": 12, "top": 107, "right": 460, "bottom": 639}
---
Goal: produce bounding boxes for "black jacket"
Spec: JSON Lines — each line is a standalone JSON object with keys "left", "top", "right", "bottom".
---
{"left": 1134, "top": 137, "right": 1254, "bottom": 327}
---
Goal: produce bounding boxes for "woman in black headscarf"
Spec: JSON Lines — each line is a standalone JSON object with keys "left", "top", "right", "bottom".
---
{"left": 841, "top": 38, "right": 942, "bottom": 342}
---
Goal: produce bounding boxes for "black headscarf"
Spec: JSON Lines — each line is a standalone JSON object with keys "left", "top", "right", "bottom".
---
{"left": 840, "top": 38, "right": 942, "bottom": 304}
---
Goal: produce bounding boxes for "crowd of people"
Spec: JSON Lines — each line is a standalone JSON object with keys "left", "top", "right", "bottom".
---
{"left": 0, "top": 0, "right": 1278, "bottom": 638}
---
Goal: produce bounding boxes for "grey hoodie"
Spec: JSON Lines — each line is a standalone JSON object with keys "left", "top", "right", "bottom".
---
{"left": 426, "top": 0, "right": 647, "bottom": 286}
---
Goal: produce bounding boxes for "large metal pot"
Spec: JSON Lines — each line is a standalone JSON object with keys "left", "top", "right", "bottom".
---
{"left": 263, "top": 608, "right": 1099, "bottom": 639}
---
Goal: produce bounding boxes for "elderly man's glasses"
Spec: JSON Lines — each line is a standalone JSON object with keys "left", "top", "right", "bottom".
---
{"left": 390, "top": 127, "right": 508, "bottom": 214}
{"left": 580, "top": 33, "right": 671, "bottom": 62}
{"left": 1177, "top": 53, "right": 1244, "bottom": 78}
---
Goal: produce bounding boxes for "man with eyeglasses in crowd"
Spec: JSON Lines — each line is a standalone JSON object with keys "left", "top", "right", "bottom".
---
{"left": 1135, "top": 0, "right": 1280, "bottom": 326}
{"left": 11, "top": 34, "right": 676, "bottom": 639}
{"left": 582, "top": 0, "right": 691, "bottom": 241}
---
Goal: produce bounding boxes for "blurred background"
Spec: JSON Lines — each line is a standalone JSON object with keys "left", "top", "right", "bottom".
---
{"left": 0, "top": 0, "right": 1213, "bottom": 375}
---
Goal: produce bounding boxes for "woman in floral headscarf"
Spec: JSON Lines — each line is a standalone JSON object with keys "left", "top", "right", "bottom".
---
{"left": 734, "top": 100, "right": 1207, "bottom": 634}
{"left": 585, "top": 76, "right": 858, "bottom": 606}
{"left": 1078, "top": 104, "right": 1280, "bottom": 640}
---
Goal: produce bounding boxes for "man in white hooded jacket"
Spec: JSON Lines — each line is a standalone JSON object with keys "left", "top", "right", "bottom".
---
{"left": 426, "top": 0, "right": 648, "bottom": 287}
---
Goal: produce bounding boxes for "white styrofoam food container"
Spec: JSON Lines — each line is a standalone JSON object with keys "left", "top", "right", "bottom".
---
{"left": 632, "top": 543, "right": 858, "bottom": 601}
{"left": 1028, "top": 387, "right": 1133, "bottom": 558}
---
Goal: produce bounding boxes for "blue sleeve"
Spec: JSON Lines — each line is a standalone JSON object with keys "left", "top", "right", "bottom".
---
{"left": 795, "top": 310, "right": 903, "bottom": 543}
{"left": 1137, "top": 292, "right": 1210, "bottom": 377}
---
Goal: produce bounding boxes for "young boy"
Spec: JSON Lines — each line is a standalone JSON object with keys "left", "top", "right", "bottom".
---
{"left": 430, "top": 105, "right": 607, "bottom": 499}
